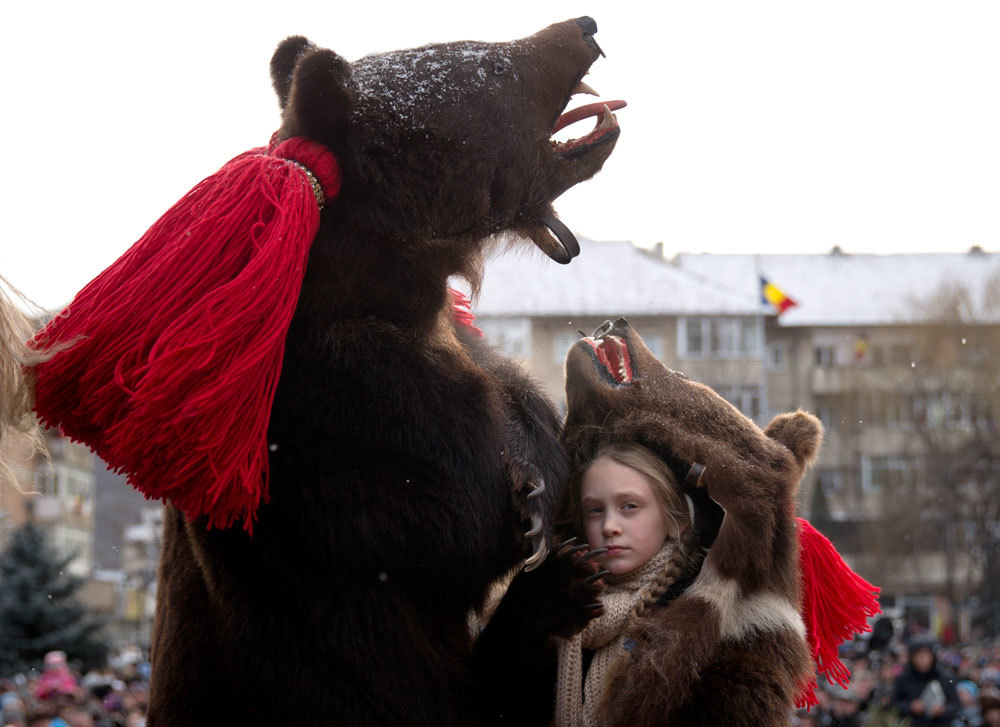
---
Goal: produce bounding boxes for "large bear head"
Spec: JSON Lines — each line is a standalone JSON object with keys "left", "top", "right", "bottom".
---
{"left": 269, "top": 18, "right": 623, "bottom": 300}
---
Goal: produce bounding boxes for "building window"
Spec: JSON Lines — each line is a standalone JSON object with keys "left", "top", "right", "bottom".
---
{"left": 861, "top": 455, "right": 918, "bottom": 494}
{"left": 679, "top": 318, "right": 762, "bottom": 359}
{"left": 858, "top": 390, "right": 886, "bottom": 427}
{"left": 972, "top": 397, "right": 996, "bottom": 430}
{"left": 642, "top": 334, "right": 665, "bottom": 362}
{"left": 479, "top": 318, "right": 532, "bottom": 359}
{"left": 683, "top": 318, "right": 704, "bottom": 357}
{"left": 714, "top": 385, "right": 761, "bottom": 421}
{"left": 552, "top": 332, "right": 579, "bottom": 365}
{"left": 818, "top": 469, "right": 844, "bottom": 494}
{"left": 766, "top": 343, "right": 786, "bottom": 372}
{"left": 815, "top": 401, "right": 837, "bottom": 431}
{"left": 860, "top": 456, "right": 883, "bottom": 494}
{"left": 912, "top": 391, "right": 975, "bottom": 430}
{"left": 885, "top": 393, "right": 914, "bottom": 430}
{"left": 889, "top": 344, "right": 915, "bottom": 366}
{"left": 711, "top": 319, "right": 760, "bottom": 357}
{"left": 814, "top": 345, "right": 835, "bottom": 368}
{"left": 67, "top": 472, "right": 91, "bottom": 499}
{"left": 32, "top": 469, "right": 57, "bottom": 497}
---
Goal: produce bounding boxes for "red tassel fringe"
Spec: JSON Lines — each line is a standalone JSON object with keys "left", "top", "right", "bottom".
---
{"left": 794, "top": 517, "right": 881, "bottom": 708}
{"left": 30, "top": 138, "right": 341, "bottom": 531}
{"left": 449, "top": 288, "right": 483, "bottom": 337}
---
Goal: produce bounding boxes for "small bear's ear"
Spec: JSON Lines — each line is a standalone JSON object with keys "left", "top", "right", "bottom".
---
{"left": 764, "top": 410, "right": 823, "bottom": 469}
{"left": 271, "top": 36, "right": 315, "bottom": 111}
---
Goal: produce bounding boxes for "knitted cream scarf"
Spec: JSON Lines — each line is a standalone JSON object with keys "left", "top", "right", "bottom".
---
{"left": 554, "top": 541, "right": 676, "bottom": 727}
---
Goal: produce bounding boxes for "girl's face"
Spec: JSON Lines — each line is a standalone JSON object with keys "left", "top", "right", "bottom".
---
{"left": 580, "top": 456, "right": 670, "bottom": 575}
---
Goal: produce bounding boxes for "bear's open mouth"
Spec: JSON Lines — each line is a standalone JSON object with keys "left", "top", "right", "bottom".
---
{"left": 551, "top": 83, "right": 626, "bottom": 155}
{"left": 582, "top": 334, "right": 634, "bottom": 384}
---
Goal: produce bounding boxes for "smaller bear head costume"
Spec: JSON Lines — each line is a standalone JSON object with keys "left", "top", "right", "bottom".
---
{"left": 562, "top": 318, "right": 880, "bottom": 708}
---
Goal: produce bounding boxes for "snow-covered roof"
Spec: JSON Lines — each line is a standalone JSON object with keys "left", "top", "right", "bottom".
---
{"left": 672, "top": 249, "right": 1000, "bottom": 326}
{"left": 469, "top": 239, "right": 760, "bottom": 317}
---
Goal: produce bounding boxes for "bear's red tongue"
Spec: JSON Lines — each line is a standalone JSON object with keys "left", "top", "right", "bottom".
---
{"left": 553, "top": 99, "right": 627, "bottom": 134}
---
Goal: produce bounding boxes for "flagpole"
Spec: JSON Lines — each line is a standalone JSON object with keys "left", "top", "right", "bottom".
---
{"left": 759, "top": 312, "right": 768, "bottom": 426}
{"left": 755, "top": 255, "right": 769, "bottom": 426}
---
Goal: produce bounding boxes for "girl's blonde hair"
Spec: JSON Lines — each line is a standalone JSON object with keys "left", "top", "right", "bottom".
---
{"left": 0, "top": 277, "right": 50, "bottom": 488}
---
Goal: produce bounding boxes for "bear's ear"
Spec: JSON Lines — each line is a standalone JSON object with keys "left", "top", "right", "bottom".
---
{"left": 271, "top": 36, "right": 315, "bottom": 111}
{"left": 764, "top": 409, "right": 823, "bottom": 469}
{"left": 276, "top": 44, "right": 353, "bottom": 147}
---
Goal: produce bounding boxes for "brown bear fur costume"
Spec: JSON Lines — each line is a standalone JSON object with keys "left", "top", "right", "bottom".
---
{"left": 476, "top": 318, "right": 818, "bottom": 726}
{"left": 0, "top": 18, "right": 624, "bottom": 727}
{"left": 146, "top": 19, "right": 623, "bottom": 727}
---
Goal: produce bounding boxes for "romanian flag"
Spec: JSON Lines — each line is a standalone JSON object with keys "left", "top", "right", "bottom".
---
{"left": 760, "top": 276, "right": 797, "bottom": 314}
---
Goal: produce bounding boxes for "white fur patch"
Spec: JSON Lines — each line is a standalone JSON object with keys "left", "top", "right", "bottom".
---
{"left": 686, "top": 562, "right": 806, "bottom": 642}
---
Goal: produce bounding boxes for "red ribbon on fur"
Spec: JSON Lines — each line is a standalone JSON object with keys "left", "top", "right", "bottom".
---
{"left": 795, "top": 517, "right": 881, "bottom": 708}
{"left": 450, "top": 288, "right": 483, "bottom": 337}
{"left": 30, "top": 138, "right": 341, "bottom": 531}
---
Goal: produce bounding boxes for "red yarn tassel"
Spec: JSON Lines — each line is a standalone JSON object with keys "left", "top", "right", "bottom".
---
{"left": 30, "top": 138, "right": 341, "bottom": 531}
{"left": 449, "top": 288, "right": 483, "bottom": 337}
{"left": 794, "top": 517, "right": 881, "bottom": 708}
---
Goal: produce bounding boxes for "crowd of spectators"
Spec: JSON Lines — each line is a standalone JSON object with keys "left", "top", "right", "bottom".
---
{"left": 793, "top": 626, "right": 1000, "bottom": 727}
{"left": 0, "top": 649, "right": 148, "bottom": 727}
{"left": 2, "top": 627, "right": 998, "bottom": 727}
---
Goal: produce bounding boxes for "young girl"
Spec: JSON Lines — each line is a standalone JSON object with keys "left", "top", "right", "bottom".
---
{"left": 476, "top": 321, "right": 877, "bottom": 727}
{"left": 554, "top": 442, "right": 702, "bottom": 727}
{"left": 472, "top": 441, "right": 707, "bottom": 727}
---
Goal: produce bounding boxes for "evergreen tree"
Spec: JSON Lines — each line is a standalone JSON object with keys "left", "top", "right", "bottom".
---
{"left": 0, "top": 519, "right": 108, "bottom": 674}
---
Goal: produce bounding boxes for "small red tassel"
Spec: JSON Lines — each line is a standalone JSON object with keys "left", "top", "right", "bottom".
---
{"left": 30, "top": 138, "right": 341, "bottom": 532}
{"left": 794, "top": 517, "right": 881, "bottom": 708}
{"left": 449, "top": 288, "right": 483, "bottom": 337}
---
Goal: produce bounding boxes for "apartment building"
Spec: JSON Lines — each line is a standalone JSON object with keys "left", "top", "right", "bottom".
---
{"left": 674, "top": 247, "right": 1000, "bottom": 636}
{"left": 472, "top": 241, "right": 1000, "bottom": 637}
{"left": 0, "top": 430, "right": 97, "bottom": 577}
{"left": 468, "top": 240, "right": 767, "bottom": 417}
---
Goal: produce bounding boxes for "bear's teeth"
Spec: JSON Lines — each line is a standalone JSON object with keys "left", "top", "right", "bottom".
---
{"left": 573, "top": 81, "right": 599, "bottom": 97}
{"left": 597, "top": 105, "right": 616, "bottom": 132}
{"left": 549, "top": 106, "right": 619, "bottom": 152}
{"left": 552, "top": 100, "right": 625, "bottom": 134}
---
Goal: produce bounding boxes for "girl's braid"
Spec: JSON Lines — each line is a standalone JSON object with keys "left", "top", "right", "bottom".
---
{"left": 630, "top": 527, "right": 700, "bottom": 621}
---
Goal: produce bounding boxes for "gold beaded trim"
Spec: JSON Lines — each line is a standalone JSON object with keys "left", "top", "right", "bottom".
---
{"left": 285, "top": 159, "right": 326, "bottom": 210}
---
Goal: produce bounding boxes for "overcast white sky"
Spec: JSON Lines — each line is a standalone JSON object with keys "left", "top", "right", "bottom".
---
{"left": 3, "top": 1, "right": 999, "bottom": 308}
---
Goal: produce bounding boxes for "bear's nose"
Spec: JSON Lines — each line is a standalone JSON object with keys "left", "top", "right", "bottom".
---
{"left": 591, "top": 317, "right": 630, "bottom": 339}
{"left": 576, "top": 17, "right": 598, "bottom": 36}
{"left": 592, "top": 320, "right": 614, "bottom": 338}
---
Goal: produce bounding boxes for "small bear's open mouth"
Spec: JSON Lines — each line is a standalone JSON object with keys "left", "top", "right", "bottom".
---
{"left": 582, "top": 334, "right": 634, "bottom": 385}
{"left": 551, "top": 85, "right": 626, "bottom": 156}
